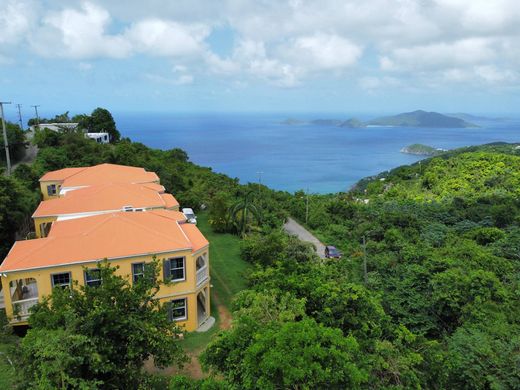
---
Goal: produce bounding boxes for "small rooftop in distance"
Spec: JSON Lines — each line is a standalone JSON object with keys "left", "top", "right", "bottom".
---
{"left": 39, "top": 163, "right": 160, "bottom": 187}
{"left": 0, "top": 210, "right": 206, "bottom": 273}
{"left": 33, "top": 182, "right": 178, "bottom": 218}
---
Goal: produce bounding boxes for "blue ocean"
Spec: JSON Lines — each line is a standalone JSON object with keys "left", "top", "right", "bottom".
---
{"left": 115, "top": 112, "right": 520, "bottom": 194}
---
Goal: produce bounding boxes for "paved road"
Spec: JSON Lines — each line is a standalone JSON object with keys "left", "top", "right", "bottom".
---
{"left": 283, "top": 217, "right": 326, "bottom": 258}
{"left": 11, "top": 130, "right": 38, "bottom": 171}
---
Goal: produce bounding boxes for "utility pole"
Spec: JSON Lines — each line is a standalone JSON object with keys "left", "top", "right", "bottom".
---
{"left": 256, "top": 171, "right": 263, "bottom": 186}
{"left": 1, "top": 101, "right": 12, "bottom": 175}
{"left": 16, "top": 104, "right": 23, "bottom": 130}
{"left": 256, "top": 171, "right": 263, "bottom": 197}
{"left": 305, "top": 187, "right": 309, "bottom": 225}
{"left": 31, "top": 105, "right": 40, "bottom": 127}
{"left": 362, "top": 235, "right": 368, "bottom": 285}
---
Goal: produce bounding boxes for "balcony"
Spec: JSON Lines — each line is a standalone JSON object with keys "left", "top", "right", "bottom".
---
{"left": 9, "top": 278, "right": 39, "bottom": 322}
{"left": 12, "top": 297, "right": 38, "bottom": 321}
{"left": 196, "top": 265, "right": 208, "bottom": 287}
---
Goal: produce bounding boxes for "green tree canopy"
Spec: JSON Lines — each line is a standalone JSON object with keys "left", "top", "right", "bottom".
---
{"left": 17, "top": 261, "right": 187, "bottom": 389}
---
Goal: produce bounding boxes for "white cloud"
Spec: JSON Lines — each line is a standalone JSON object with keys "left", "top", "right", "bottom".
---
{"left": 0, "top": 1, "right": 35, "bottom": 45}
{"left": 32, "top": 2, "right": 131, "bottom": 58}
{"left": 145, "top": 64, "right": 194, "bottom": 85}
{"left": 28, "top": 2, "right": 209, "bottom": 60}
{"left": 285, "top": 33, "right": 362, "bottom": 71}
{"left": 380, "top": 38, "right": 497, "bottom": 71}
{"left": 174, "top": 74, "right": 194, "bottom": 85}
{"left": 4, "top": 0, "right": 520, "bottom": 90}
{"left": 474, "top": 65, "right": 517, "bottom": 83}
{"left": 124, "top": 19, "right": 209, "bottom": 57}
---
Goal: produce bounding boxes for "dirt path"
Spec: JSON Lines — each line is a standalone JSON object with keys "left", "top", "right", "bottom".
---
{"left": 283, "top": 217, "right": 326, "bottom": 258}
{"left": 145, "top": 290, "right": 232, "bottom": 380}
{"left": 214, "top": 290, "right": 232, "bottom": 330}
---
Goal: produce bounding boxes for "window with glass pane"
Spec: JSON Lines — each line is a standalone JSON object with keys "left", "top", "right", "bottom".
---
{"left": 52, "top": 272, "right": 71, "bottom": 288}
{"left": 132, "top": 263, "right": 145, "bottom": 282}
{"left": 169, "top": 257, "right": 185, "bottom": 281}
{"left": 170, "top": 298, "right": 187, "bottom": 321}
{"left": 85, "top": 269, "right": 102, "bottom": 287}
{"left": 47, "top": 184, "right": 57, "bottom": 196}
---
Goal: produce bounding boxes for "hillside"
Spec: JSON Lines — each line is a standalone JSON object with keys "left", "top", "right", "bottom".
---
{"left": 286, "top": 142, "right": 520, "bottom": 388}
{"left": 368, "top": 110, "right": 477, "bottom": 128}
{"left": 354, "top": 142, "right": 520, "bottom": 199}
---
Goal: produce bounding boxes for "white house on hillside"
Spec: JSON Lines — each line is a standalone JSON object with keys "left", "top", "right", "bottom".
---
{"left": 85, "top": 132, "right": 110, "bottom": 144}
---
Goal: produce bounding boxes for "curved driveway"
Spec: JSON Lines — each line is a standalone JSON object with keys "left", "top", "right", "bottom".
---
{"left": 283, "top": 217, "right": 326, "bottom": 258}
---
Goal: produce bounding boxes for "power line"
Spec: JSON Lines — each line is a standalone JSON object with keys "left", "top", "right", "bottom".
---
{"left": 16, "top": 104, "right": 23, "bottom": 130}
{"left": 0, "top": 101, "right": 13, "bottom": 175}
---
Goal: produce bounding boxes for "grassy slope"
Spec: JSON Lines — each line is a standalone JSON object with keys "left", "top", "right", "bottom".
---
{"left": 180, "top": 213, "right": 250, "bottom": 352}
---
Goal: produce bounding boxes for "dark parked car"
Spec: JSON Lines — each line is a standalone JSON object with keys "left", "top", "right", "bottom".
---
{"left": 325, "top": 245, "right": 341, "bottom": 259}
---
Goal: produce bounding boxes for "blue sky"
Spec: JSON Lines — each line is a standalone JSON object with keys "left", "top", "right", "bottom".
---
{"left": 1, "top": 0, "right": 520, "bottom": 121}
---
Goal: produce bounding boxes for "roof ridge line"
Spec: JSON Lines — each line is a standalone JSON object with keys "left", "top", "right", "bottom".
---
{"left": 119, "top": 213, "right": 191, "bottom": 248}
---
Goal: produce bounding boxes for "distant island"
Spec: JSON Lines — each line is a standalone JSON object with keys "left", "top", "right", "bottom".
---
{"left": 280, "top": 118, "right": 306, "bottom": 125}
{"left": 447, "top": 113, "right": 507, "bottom": 122}
{"left": 339, "top": 118, "right": 365, "bottom": 128}
{"left": 368, "top": 110, "right": 477, "bottom": 128}
{"left": 281, "top": 110, "right": 478, "bottom": 129}
{"left": 311, "top": 119, "right": 343, "bottom": 126}
{"left": 400, "top": 143, "right": 447, "bottom": 156}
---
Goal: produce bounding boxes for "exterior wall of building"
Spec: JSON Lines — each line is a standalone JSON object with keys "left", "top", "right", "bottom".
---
{"left": 33, "top": 216, "right": 57, "bottom": 238}
{"left": 40, "top": 181, "right": 62, "bottom": 200}
{"left": 1, "top": 246, "right": 210, "bottom": 331}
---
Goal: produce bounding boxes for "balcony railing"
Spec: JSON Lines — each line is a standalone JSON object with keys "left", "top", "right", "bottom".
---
{"left": 196, "top": 266, "right": 209, "bottom": 286}
{"left": 12, "top": 297, "right": 38, "bottom": 321}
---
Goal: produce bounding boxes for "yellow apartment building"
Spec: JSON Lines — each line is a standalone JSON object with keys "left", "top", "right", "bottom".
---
{"left": 33, "top": 182, "right": 179, "bottom": 238}
{"left": 39, "top": 163, "right": 160, "bottom": 200}
{"left": 0, "top": 210, "right": 210, "bottom": 331}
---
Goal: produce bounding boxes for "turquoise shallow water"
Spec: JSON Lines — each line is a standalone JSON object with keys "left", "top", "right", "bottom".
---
{"left": 115, "top": 112, "right": 520, "bottom": 194}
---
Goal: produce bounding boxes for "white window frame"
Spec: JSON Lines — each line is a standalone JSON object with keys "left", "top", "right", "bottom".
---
{"left": 51, "top": 272, "right": 72, "bottom": 288}
{"left": 84, "top": 269, "right": 102, "bottom": 287}
{"left": 170, "top": 298, "right": 187, "bottom": 321}
{"left": 132, "top": 262, "right": 145, "bottom": 283}
{"left": 169, "top": 257, "right": 185, "bottom": 282}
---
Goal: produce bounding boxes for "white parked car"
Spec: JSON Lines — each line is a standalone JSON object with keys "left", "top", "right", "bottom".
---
{"left": 182, "top": 208, "right": 197, "bottom": 224}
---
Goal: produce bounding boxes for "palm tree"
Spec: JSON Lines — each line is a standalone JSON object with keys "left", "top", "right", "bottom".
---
{"left": 229, "top": 190, "right": 261, "bottom": 236}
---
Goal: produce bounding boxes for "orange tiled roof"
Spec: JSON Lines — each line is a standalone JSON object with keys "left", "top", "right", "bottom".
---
{"left": 180, "top": 223, "right": 210, "bottom": 253}
{"left": 0, "top": 210, "right": 199, "bottom": 273}
{"left": 39, "top": 163, "right": 159, "bottom": 187}
{"left": 39, "top": 167, "right": 86, "bottom": 182}
{"left": 160, "top": 193, "right": 180, "bottom": 209}
{"left": 32, "top": 183, "right": 179, "bottom": 217}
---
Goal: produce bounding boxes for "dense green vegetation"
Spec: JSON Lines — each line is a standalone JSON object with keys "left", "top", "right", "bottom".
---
{"left": 0, "top": 122, "right": 27, "bottom": 167}
{"left": 276, "top": 143, "right": 520, "bottom": 388}
{"left": 1, "top": 109, "right": 519, "bottom": 388}
{"left": 0, "top": 313, "right": 17, "bottom": 390}
{"left": 17, "top": 261, "right": 187, "bottom": 389}
{"left": 197, "top": 143, "right": 520, "bottom": 388}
